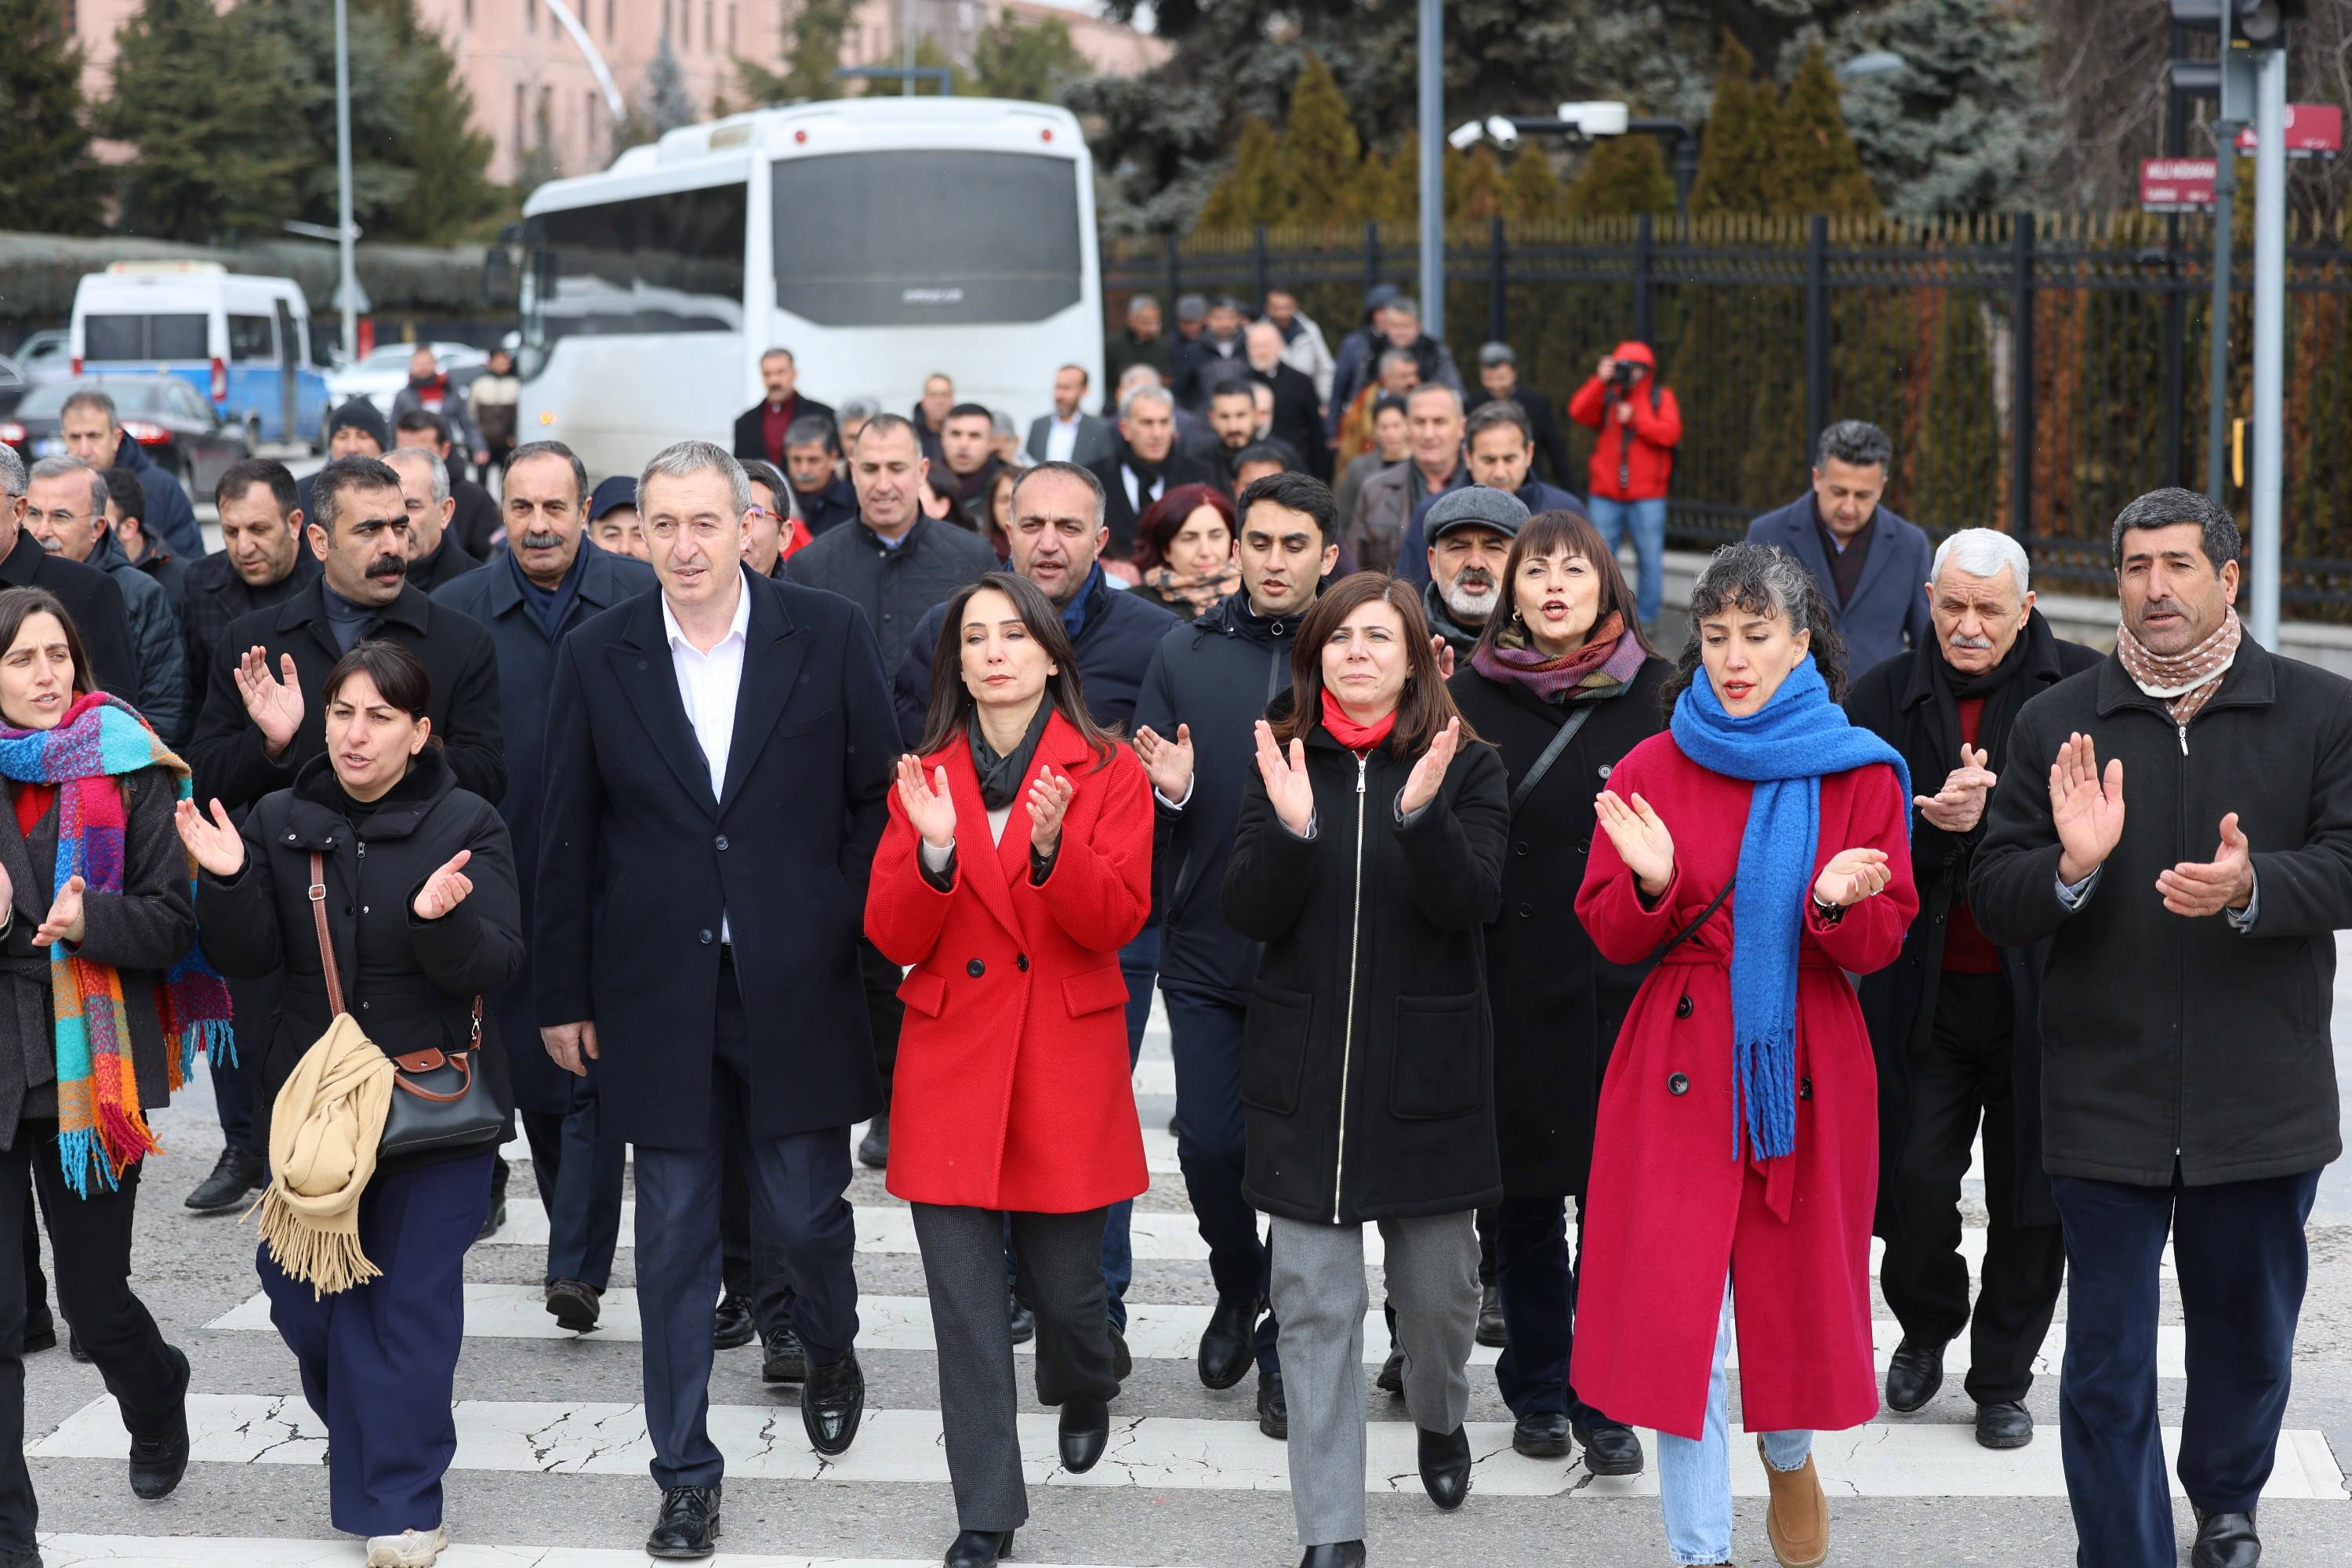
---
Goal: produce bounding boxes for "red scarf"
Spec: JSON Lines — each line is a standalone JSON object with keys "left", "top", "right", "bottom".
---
{"left": 1319, "top": 688, "right": 1396, "bottom": 753}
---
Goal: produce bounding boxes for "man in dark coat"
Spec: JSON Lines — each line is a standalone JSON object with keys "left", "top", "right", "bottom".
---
{"left": 1242, "top": 322, "right": 1327, "bottom": 481}
{"left": 1745, "top": 419, "right": 1934, "bottom": 674}
{"left": 1102, "top": 293, "right": 1175, "bottom": 415}
{"left": 731, "top": 347, "right": 836, "bottom": 469}
{"left": 0, "top": 446, "right": 142, "bottom": 706}
{"left": 782, "top": 417, "right": 858, "bottom": 536}
{"left": 1469, "top": 342, "right": 1573, "bottom": 489}
{"left": 1420, "top": 486, "right": 1526, "bottom": 662}
{"left": 1089, "top": 387, "right": 1218, "bottom": 563}
{"left": 297, "top": 399, "right": 390, "bottom": 519}
{"left": 1973, "top": 488, "right": 2352, "bottom": 1568}
{"left": 1398, "top": 401, "right": 1582, "bottom": 589}
{"left": 535, "top": 441, "right": 895, "bottom": 1555}
{"left": 394, "top": 408, "right": 502, "bottom": 559}
{"left": 434, "top": 441, "right": 654, "bottom": 1335}
{"left": 1131, "top": 470, "right": 1339, "bottom": 1437}
{"left": 98, "top": 465, "right": 190, "bottom": 618}
{"left": 383, "top": 448, "right": 481, "bottom": 594}
{"left": 55, "top": 388, "right": 204, "bottom": 561}
{"left": 23, "top": 457, "right": 184, "bottom": 744}
{"left": 1846, "top": 528, "right": 2100, "bottom": 1454}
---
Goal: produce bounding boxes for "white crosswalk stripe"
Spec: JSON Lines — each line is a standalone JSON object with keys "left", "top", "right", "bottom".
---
{"left": 499, "top": 1123, "right": 1189, "bottom": 1176}
{"left": 35, "top": 1537, "right": 1173, "bottom": 1568}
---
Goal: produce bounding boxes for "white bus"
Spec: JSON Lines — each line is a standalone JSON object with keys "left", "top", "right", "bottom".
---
{"left": 513, "top": 96, "right": 1102, "bottom": 481}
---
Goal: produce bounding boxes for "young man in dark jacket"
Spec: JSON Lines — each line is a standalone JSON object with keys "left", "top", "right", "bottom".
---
{"left": 1973, "top": 488, "right": 2352, "bottom": 1568}
{"left": 1130, "top": 470, "right": 1340, "bottom": 1439}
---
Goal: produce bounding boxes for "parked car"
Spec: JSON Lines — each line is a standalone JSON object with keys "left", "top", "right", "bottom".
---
{"left": 0, "top": 376, "right": 253, "bottom": 502}
{"left": 325, "top": 340, "right": 487, "bottom": 426}
{"left": 0, "top": 357, "right": 25, "bottom": 416}
{"left": 11, "top": 329, "right": 73, "bottom": 388}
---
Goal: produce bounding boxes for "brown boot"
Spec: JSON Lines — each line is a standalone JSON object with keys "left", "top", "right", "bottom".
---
{"left": 1759, "top": 1436, "right": 1828, "bottom": 1568}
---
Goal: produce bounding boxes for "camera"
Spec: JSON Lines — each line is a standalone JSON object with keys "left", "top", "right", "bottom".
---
{"left": 1607, "top": 361, "right": 1642, "bottom": 392}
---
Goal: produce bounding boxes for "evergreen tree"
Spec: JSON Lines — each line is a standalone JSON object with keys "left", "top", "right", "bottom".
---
{"left": 1918, "top": 290, "right": 1998, "bottom": 527}
{"left": 1196, "top": 117, "right": 1287, "bottom": 230}
{"left": 1272, "top": 54, "right": 1361, "bottom": 226}
{"left": 738, "top": 0, "right": 856, "bottom": 104}
{"left": 0, "top": 0, "right": 104, "bottom": 235}
{"left": 968, "top": 13, "right": 1087, "bottom": 103}
{"left": 517, "top": 96, "right": 564, "bottom": 196}
{"left": 1501, "top": 148, "right": 1568, "bottom": 224}
{"left": 1777, "top": 44, "right": 1881, "bottom": 218}
{"left": 646, "top": 31, "right": 699, "bottom": 131}
{"left": 1563, "top": 137, "right": 1675, "bottom": 219}
{"left": 1449, "top": 143, "right": 1507, "bottom": 221}
{"left": 1837, "top": 0, "right": 2054, "bottom": 216}
{"left": 1689, "top": 36, "right": 1782, "bottom": 218}
{"left": 910, "top": 34, "right": 973, "bottom": 96}
{"left": 101, "top": 0, "right": 301, "bottom": 241}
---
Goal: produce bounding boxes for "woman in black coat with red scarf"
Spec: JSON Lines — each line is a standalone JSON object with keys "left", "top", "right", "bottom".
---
{"left": 1446, "top": 509, "right": 1671, "bottom": 1478}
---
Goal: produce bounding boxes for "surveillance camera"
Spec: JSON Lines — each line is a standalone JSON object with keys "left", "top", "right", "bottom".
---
{"left": 1558, "top": 100, "right": 1631, "bottom": 137}
{"left": 1446, "top": 120, "right": 1486, "bottom": 152}
{"left": 1486, "top": 116, "right": 1520, "bottom": 151}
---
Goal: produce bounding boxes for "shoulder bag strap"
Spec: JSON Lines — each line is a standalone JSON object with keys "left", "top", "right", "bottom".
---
{"left": 1653, "top": 874, "right": 1735, "bottom": 961}
{"left": 307, "top": 849, "right": 344, "bottom": 1018}
{"left": 1508, "top": 703, "right": 1595, "bottom": 819}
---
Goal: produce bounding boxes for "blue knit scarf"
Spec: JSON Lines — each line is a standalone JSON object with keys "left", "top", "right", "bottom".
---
{"left": 1668, "top": 656, "right": 1909, "bottom": 1162}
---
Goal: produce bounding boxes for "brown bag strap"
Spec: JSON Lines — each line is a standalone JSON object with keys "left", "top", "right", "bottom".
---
{"left": 307, "top": 850, "right": 343, "bottom": 1017}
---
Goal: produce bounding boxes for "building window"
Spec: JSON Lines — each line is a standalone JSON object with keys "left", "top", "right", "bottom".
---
{"left": 605, "top": 0, "right": 614, "bottom": 35}
{"left": 462, "top": 0, "right": 473, "bottom": 25}
{"left": 727, "top": 3, "right": 736, "bottom": 49}
{"left": 524, "top": 0, "right": 534, "bottom": 30}
{"left": 704, "top": 2, "right": 713, "bottom": 49}
{"left": 513, "top": 83, "right": 526, "bottom": 164}
{"left": 678, "top": 0, "right": 688, "bottom": 48}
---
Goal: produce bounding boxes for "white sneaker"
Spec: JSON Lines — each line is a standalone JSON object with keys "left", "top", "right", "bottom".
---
{"left": 365, "top": 1527, "right": 448, "bottom": 1567}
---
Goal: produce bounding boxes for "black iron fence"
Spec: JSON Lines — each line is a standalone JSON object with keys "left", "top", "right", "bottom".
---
{"left": 1105, "top": 214, "right": 2352, "bottom": 616}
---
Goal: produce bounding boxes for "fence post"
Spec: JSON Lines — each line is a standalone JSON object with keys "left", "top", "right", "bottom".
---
{"left": 1803, "top": 215, "right": 1830, "bottom": 455}
{"left": 1365, "top": 220, "right": 1381, "bottom": 298}
{"left": 2009, "top": 212, "right": 2037, "bottom": 545}
{"left": 1633, "top": 213, "right": 1657, "bottom": 347}
{"left": 1487, "top": 216, "right": 1508, "bottom": 344}
{"left": 1163, "top": 231, "right": 1181, "bottom": 312}
{"left": 1253, "top": 226, "right": 1271, "bottom": 307}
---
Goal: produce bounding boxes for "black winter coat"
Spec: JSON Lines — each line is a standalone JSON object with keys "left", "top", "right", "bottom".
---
{"left": 892, "top": 568, "right": 1176, "bottom": 746}
{"left": 1448, "top": 652, "right": 1671, "bottom": 1197}
{"left": 198, "top": 747, "right": 522, "bottom": 1174}
{"left": 1973, "top": 638, "right": 2352, "bottom": 1188}
{"left": 405, "top": 532, "right": 480, "bottom": 594}
{"left": 1089, "top": 452, "right": 1221, "bottom": 562}
{"left": 1222, "top": 717, "right": 1508, "bottom": 1224}
{"left": 180, "top": 550, "right": 321, "bottom": 720}
{"left": 1847, "top": 618, "right": 2101, "bottom": 1232}
{"left": 0, "top": 532, "right": 140, "bottom": 711}
{"left": 782, "top": 514, "right": 999, "bottom": 679}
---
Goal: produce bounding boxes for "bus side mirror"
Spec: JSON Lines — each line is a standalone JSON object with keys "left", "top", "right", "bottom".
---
{"left": 482, "top": 248, "right": 515, "bottom": 307}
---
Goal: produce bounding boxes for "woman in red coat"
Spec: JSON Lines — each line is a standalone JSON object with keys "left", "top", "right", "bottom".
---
{"left": 866, "top": 571, "right": 1152, "bottom": 1568}
{"left": 1572, "top": 545, "right": 1916, "bottom": 1568}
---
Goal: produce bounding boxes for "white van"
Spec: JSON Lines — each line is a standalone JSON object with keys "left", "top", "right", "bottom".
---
{"left": 69, "top": 262, "right": 332, "bottom": 448}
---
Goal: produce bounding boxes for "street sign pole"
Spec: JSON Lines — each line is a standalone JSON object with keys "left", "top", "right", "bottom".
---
{"left": 2249, "top": 42, "right": 2288, "bottom": 645}
{"left": 2205, "top": 4, "right": 2235, "bottom": 503}
{"left": 1417, "top": 0, "right": 1443, "bottom": 338}
{"left": 334, "top": 0, "right": 359, "bottom": 361}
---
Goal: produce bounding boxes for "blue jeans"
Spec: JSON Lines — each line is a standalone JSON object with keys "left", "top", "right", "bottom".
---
{"left": 1587, "top": 495, "right": 1668, "bottom": 626}
{"left": 1657, "top": 1283, "right": 1812, "bottom": 1566}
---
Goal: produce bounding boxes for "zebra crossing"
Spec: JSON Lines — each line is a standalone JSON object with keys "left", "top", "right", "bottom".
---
{"left": 21, "top": 993, "right": 2350, "bottom": 1567}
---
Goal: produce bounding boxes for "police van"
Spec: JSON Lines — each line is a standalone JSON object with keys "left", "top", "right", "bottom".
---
{"left": 69, "top": 262, "right": 332, "bottom": 448}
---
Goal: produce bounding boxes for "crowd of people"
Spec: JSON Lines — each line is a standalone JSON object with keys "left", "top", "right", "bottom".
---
{"left": 0, "top": 291, "right": 2339, "bottom": 1568}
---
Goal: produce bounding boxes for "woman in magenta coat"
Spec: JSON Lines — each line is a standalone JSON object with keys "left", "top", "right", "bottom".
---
{"left": 866, "top": 571, "right": 1152, "bottom": 1568}
{"left": 1571, "top": 545, "right": 1916, "bottom": 1568}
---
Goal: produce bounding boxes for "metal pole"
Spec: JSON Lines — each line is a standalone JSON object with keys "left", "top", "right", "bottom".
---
{"left": 1416, "top": 0, "right": 1443, "bottom": 339}
{"left": 2161, "top": 21, "right": 2187, "bottom": 489}
{"left": 901, "top": 0, "right": 913, "bottom": 95}
{"left": 2205, "top": 3, "right": 2235, "bottom": 503}
{"left": 334, "top": 0, "right": 358, "bottom": 360}
{"left": 2010, "top": 213, "right": 2038, "bottom": 544}
{"left": 2249, "top": 45, "right": 2288, "bottom": 646}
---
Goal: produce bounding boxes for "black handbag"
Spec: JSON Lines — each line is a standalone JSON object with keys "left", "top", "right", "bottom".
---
{"left": 308, "top": 851, "right": 506, "bottom": 1159}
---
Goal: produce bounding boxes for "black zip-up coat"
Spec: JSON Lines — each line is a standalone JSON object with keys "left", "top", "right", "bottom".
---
{"left": 1222, "top": 717, "right": 1508, "bottom": 1223}
{"left": 198, "top": 747, "right": 522, "bottom": 1174}
{"left": 1972, "top": 637, "right": 2352, "bottom": 1188}
{"left": 782, "top": 514, "right": 999, "bottom": 679}
{"left": 1848, "top": 618, "right": 2101, "bottom": 1232}
{"left": 1448, "top": 653, "right": 1671, "bottom": 1198}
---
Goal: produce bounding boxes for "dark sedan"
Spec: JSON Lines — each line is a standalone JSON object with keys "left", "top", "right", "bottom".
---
{"left": 0, "top": 375, "right": 252, "bottom": 500}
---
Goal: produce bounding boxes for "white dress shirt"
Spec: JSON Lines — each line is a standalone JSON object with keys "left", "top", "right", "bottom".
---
{"left": 662, "top": 574, "right": 753, "bottom": 941}
{"left": 1045, "top": 412, "right": 1082, "bottom": 463}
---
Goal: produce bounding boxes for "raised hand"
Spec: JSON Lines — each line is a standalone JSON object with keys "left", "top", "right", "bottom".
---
{"left": 1026, "top": 765, "right": 1076, "bottom": 855}
{"left": 234, "top": 648, "right": 305, "bottom": 758}
{"left": 895, "top": 754, "right": 956, "bottom": 849}
{"left": 1133, "top": 723, "right": 1195, "bottom": 800}
{"left": 1399, "top": 716, "right": 1461, "bottom": 818}
{"left": 541, "top": 1020, "right": 600, "bottom": 1077}
{"left": 411, "top": 849, "right": 475, "bottom": 920}
{"left": 2049, "top": 731, "right": 2125, "bottom": 885}
{"left": 1914, "top": 742, "right": 1998, "bottom": 833}
{"left": 1429, "top": 636, "right": 1456, "bottom": 680}
{"left": 1253, "top": 719, "right": 1316, "bottom": 837}
{"left": 2158, "top": 811, "right": 2256, "bottom": 917}
{"left": 174, "top": 797, "right": 246, "bottom": 878}
{"left": 1595, "top": 789, "right": 1675, "bottom": 897}
{"left": 33, "top": 875, "right": 85, "bottom": 948}
{"left": 1813, "top": 847, "right": 1892, "bottom": 908}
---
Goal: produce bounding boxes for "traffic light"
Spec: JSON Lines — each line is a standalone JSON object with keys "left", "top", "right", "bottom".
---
{"left": 2171, "top": 1, "right": 2304, "bottom": 44}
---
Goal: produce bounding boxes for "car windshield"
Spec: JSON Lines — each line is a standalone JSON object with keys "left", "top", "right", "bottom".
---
{"left": 16, "top": 379, "right": 172, "bottom": 418}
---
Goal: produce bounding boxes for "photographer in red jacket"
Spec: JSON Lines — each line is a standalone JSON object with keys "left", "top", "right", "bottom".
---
{"left": 1566, "top": 341, "right": 1682, "bottom": 631}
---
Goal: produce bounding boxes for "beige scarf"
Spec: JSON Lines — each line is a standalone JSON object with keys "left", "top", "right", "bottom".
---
{"left": 252, "top": 1015, "right": 394, "bottom": 1298}
{"left": 2116, "top": 605, "right": 2242, "bottom": 727}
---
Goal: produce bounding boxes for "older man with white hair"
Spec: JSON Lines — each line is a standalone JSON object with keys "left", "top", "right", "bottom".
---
{"left": 1845, "top": 528, "right": 2100, "bottom": 1452}
{"left": 1242, "top": 320, "right": 1325, "bottom": 481}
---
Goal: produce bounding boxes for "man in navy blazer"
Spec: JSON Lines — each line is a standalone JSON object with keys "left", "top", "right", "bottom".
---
{"left": 434, "top": 441, "right": 655, "bottom": 1336}
{"left": 535, "top": 441, "right": 896, "bottom": 1559}
{"left": 1745, "top": 419, "right": 1935, "bottom": 676}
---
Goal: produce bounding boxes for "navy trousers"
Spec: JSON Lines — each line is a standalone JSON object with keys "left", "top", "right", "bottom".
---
{"left": 1491, "top": 1193, "right": 1616, "bottom": 1428}
{"left": 517, "top": 1073, "right": 626, "bottom": 1292}
{"left": 635, "top": 954, "right": 859, "bottom": 1490}
{"left": 1164, "top": 985, "right": 1280, "bottom": 1374}
{"left": 720, "top": 1110, "right": 798, "bottom": 1341}
{"left": 260, "top": 1149, "right": 493, "bottom": 1537}
{"left": 2052, "top": 1166, "right": 2320, "bottom": 1567}
{"left": 1098, "top": 921, "right": 1160, "bottom": 1331}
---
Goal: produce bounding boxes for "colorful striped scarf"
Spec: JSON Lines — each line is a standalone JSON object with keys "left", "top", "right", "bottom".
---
{"left": 0, "top": 693, "right": 234, "bottom": 1196}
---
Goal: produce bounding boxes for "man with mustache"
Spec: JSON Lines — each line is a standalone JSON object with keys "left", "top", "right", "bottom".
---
{"left": 1421, "top": 486, "right": 1524, "bottom": 662}
{"left": 1846, "top": 528, "right": 2100, "bottom": 1453}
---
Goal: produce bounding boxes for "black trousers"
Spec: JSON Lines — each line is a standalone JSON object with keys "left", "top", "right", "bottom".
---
{"left": 1878, "top": 968, "right": 2064, "bottom": 1405}
{"left": 0, "top": 1122, "right": 186, "bottom": 1552}
{"left": 517, "top": 1072, "right": 626, "bottom": 1292}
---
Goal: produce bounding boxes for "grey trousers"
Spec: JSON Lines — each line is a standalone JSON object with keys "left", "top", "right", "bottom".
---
{"left": 1269, "top": 1211, "right": 1479, "bottom": 1546}
{"left": 912, "top": 1203, "right": 1120, "bottom": 1532}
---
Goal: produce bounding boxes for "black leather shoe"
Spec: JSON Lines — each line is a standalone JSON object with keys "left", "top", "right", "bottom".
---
{"left": 1058, "top": 1396, "right": 1109, "bottom": 1473}
{"left": 1974, "top": 1399, "right": 2033, "bottom": 1450}
{"left": 477, "top": 1156, "right": 509, "bottom": 1240}
{"left": 1883, "top": 1337, "right": 1947, "bottom": 1414}
{"left": 183, "top": 1147, "right": 263, "bottom": 1213}
{"left": 1417, "top": 1424, "right": 1471, "bottom": 1510}
{"left": 0, "top": 1548, "right": 42, "bottom": 1568}
{"left": 645, "top": 1483, "right": 720, "bottom": 1559}
{"left": 858, "top": 1112, "right": 890, "bottom": 1170}
{"left": 65, "top": 1328, "right": 87, "bottom": 1363}
{"left": 945, "top": 1528, "right": 1014, "bottom": 1568}
{"left": 20, "top": 1308, "right": 55, "bottom": 1355}
{"left": 1109, "top": 1324, "right": 1132, "bottom": 1382}
{"left": 1257, "top": 1369, "right": 1287, "bottom": 1439}
{"left": 1475, "top": 1282, "right": 1506, "bottom": 1348}
{"left": 712, "top": 1292, "right": 756, "bottom": 1351}
{"left": 803, "top": 1351, "right": 865, "bottom": 1455}
{"left": 126, "top": 1347, "right": 190, "bottom": 1501}
{"left": 1374, "top": 1345, "right": 1404, "bottom": 1395}
{"left": 1198, "top": 1295, "right": 1256, "bottom": 1390}
{"left": 1007, "top": 1295, "right": 1034, "bottom": 1345}
{"left": 1512, "top": 1412, "right": 1571, "bottom": 1458}
{"left": 1574, "top": 1421, "right": 1645, "bottom": 1476}
{"left": 763, "top": 1323, "right": 808, "bottom": 1383}
{"left": 1299, "top": 1544, "right": 1366, "bottom": 1568}
{"left": 2191, "top": 1508, "right": 2260, "bottom": 1568}
{"left": 546, "top": 1278, "right": 601, "bottom": 1334}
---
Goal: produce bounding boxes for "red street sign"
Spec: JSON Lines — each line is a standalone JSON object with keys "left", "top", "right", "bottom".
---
{"left": 2142, "top": 158, "right": 2217, "bottom": 212}
{"left": 2235, "top": 104, "right": 2344, "bottom": 158}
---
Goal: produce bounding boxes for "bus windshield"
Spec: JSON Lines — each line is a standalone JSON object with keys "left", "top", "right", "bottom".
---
{"left": 521, "top": 183, "right": 748, "bottom": 350}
